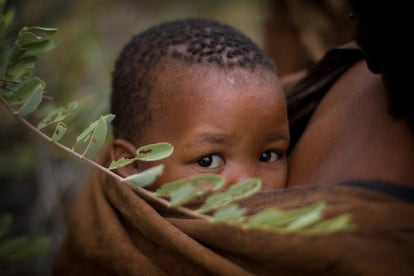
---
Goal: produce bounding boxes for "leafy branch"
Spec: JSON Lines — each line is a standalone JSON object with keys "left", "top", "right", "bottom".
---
{"left": 0, "top": 4, "right": 356, "bottom": 256}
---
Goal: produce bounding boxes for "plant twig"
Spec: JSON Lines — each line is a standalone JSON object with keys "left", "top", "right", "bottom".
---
{"left": 0, "top": 95, "right": 121, "bottom": 181}
{"left": 0, "top": 95, "right": 211, "bottom": 221}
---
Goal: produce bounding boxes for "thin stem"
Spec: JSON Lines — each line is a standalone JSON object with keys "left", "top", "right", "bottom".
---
{"left": 0, "top": 95, "right": 211, "bottom": 221}
{"left": 0, "top": 95, "right": 122, "bottom": 182}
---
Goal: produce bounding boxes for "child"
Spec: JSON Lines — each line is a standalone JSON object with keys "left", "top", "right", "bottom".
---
{"left": 109, "top": 18, "right": 290, "bottom": 190}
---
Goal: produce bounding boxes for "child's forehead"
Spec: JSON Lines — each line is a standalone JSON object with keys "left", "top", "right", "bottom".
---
{"left": 154, "top": 57, "right": 277, "bottom": 86}
{"left": 149, "top": 59, "right": 283, "bottom": 113}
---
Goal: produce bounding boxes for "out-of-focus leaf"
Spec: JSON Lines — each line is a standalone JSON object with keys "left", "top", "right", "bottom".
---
{"left": 169, "top": 184, "right": 197, "bottom": 206}
{"left": 304, "top": 214, "right": 356, "bottom": 234}
{"left": 123, "top": 164, "right": 164, "bottom": 188}
{"left": 27, "top": 26, "right": 59, "bottom": 34}
{"left": 0, "top": 234, "right": 51, "bottom": 259}
{"left": 109, "top": 157, "right": 135, "bottom": 170}
{"left": 14, "top": 77, "right": 44, "bottom": 116}
{"left": 21, "top": 39, "right": 58, "bottom": 55}
{"left": 212, "top": 204, "right": 246, "bottom": 222}
{"left": 15, "top": 26, "right": 58, "bottom": 55}
{"left": 81, "top": 115, "right": 107, "bottom": 156}
{"left": 16, "top": 31, "right": 39, "bottom": 45}
{"left": 7, "top": 55, "right": 37, "bottom": 71}
{"left": 109, "top": 142, "right": 174, "bottom": 170}
{"left": 226, "top": 178, "right": 261, "bottom": 200}
{"left": 247, "top": 202, "right": 326, "bottom": 232}
{"left": 8, "top": 46, "right": 26, "bottom": 63}
{"left": 197, "top": 192, "right": 230, "bottom": 213}
{"left": 51, "top": 122, "right": 67, "bottom": 142}
{"left": 246, "top": 208, "right": 285, "bottom": 229}
{"left": 0, "top": 213, "right": 12, "bottom": 238}
{"left": 37, "top": 101, "right": 78, "bottom": 129}
{"left": 135, "top": 142, "right": 174, "bottom": 161}
{"left": 197, "top": 178, "right": 261, "bottom": 213}
{"left": 155, "top": 174, "right": 225, "bottom": 197}
{"left": 284, "top": 202, "right": 324, "bottom": 232}
{"left": 0, "top": 7, "right": 15, "bottom": 35}
{"left": 14, "top": 77, "right": 44, "bottom": 100}
{"left": 72, "top": 114, "right": 114, "bottom": 156}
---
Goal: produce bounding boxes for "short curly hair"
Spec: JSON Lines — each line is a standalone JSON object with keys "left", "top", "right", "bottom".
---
{"left": 111, "top": 18, "right": 275, "bottom": 141}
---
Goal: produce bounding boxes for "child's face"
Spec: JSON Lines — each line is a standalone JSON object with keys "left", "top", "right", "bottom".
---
{"left": 137, "top": 62, "right": 289, "bottom": 190}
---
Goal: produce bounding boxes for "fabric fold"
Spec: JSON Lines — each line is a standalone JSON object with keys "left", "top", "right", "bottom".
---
{"left": 53, "top": 148, "right": 414, "bottom": 275}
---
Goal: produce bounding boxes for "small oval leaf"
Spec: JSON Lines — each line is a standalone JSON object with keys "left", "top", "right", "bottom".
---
{"left": 136, "top": 142, "right": 174, "bottom": 161}
{"left": 51, "top": 122, "right": 67, "bottom": 142}
{"left": 108, "top": 157, "right": 135, "bottom": 170}
{"left": 304, "top": 214, "right": 356, "bottom": 234}
{"left": 16, "top": 83, "right": 43, "bottom": 116}
{"left": 212, "top": 204, "right": 246, "bottom": 222}
{"left": 122, "top": 164, "right": 164, "bottom": 188}
{"left": 169, "top": 184, "right": 197, "bottom": 206}
{"left": 37, "top": 101, "right": 78, "bottom": 130}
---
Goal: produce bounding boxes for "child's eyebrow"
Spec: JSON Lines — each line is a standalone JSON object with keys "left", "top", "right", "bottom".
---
{"left": 184, "top": 133, "right": 237, "bottom": 149}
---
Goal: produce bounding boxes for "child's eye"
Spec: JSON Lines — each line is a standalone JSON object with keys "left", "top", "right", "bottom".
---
{"left": 196, "top": 154, "right": 224, "bottom": 169}
{"left": 259, "top": 150, "right": 281, "bottom": 163}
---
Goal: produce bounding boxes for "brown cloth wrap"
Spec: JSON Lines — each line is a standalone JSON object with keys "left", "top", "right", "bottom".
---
{"left": 53, "top": 147, "right": 414, "bottom": 276}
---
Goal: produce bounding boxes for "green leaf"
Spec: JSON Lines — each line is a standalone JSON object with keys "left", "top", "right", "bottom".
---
{"left": 304, "top": 214, "right": 356, "bottom": 234}
{"left": 246, "top": 201, "right": 326, "bottom": 232}
{"left": 0, "top": 213, "right": 12, "bottom": 238}
{"left": 17, "top": 31, "right": 40, "bottom": 45}
{"left": 20, "top": 39, "right": 58, "bottom": 55}
{"left": 0, "top": 234, "right": 51, "bottom": 259}
{"left": 72, "top": 114, "right": 115, "bottom": 156}
{"left": 212, "top": 204, "right": 246, "bottom": 222}
{"left": 27, "top": 26, "right": 59, "bottom": 34}
{"left": 0, "top": 8, "right": 15, "bottom": 35}
{"left": 169, "top": 184, "right": 197, "bottom": 206}
{"left": 246, "top": 208, "right": 286, "bottom": 229}
{"left": 197, "top": 178, "right": 261, "bottom": 213}
{"left": 14, "top": 77, "right": 44, "bottom": 100}
{"left": 81, "top": 116, "right": 108, "bottom": 156}
{"left": 8, "top": 46, "right": 26, "bottom": 63}
{"left": 108, "top": 157, "right": 135, "bottom": 170}
{"left": 51, "top": 122, "right": 67, "bottom": 142}
{"left": 14, "top": 78, "right": 44, "bottom": 116}
{"left": 155, "top": 174, "right": 225, "bottom": 197}
{"left": 122, "top": 164, "right": 164, "bottom": 188}
{"left": 226, "top": 177, "right": 262, "bottom": 200}
{"left": 135, "top": 142, "right": 174, "bottom": 161}
{"left": 15, "top": 26, "right": 58, "bottom": 55}
{"left": 109, "top": 142, "right": 174, "bottom": 170}
{"left": 7, "top": 55, "right": 37, "bottom": 71}
{"left": 37, "top": 101, "right": 78, "bottom": 129}
{"left": 284, "top": 202, "right": 325, "bottom": 232}
{"left": 197, "top": 191, "right": 231, "bottom": 213}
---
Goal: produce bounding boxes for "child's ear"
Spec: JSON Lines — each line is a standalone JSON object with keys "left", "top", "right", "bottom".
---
{"left": 110, "top": 139, "right": 140, "bottom": 177}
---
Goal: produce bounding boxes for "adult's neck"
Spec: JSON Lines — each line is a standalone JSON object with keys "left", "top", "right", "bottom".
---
{"left": 287, "top": 60, "right": 414, "bottom": 188}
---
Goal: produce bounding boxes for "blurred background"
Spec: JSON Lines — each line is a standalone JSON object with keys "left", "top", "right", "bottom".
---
{"left": 0, "top": 0, "right": 354, "bottom": 275}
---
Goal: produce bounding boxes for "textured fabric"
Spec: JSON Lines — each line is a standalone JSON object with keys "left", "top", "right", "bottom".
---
{"left": 53, "top": 148, "right": 414, "bottom": 276}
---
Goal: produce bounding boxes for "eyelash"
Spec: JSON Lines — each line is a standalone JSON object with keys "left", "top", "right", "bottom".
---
{"left": 195, "top": 154, "right": 224, "bottom": 169}
{"left": 195, "top": 150, "right": 283, "bottom": 169}
{"left": 259, "top": 150, "right": 281, "bottom": 163}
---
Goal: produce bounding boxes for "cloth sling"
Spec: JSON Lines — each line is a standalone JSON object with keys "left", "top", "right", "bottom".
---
{"left": 53, "top": 146, "right": 414, "bottom": 275}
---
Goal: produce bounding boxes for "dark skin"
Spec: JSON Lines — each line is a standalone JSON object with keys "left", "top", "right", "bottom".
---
{"left": 288, "top": 0, "right": 414, "bottom": 188}
{"left": 111, "top": 60, "right": 290, "bottom": 190}
{"left": 287, "top": 59, "right": 414, "bottom": 188}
